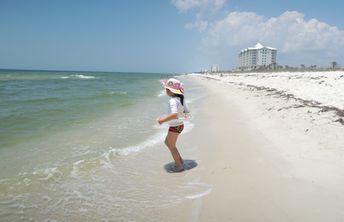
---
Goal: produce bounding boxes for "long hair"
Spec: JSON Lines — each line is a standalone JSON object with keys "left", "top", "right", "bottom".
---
{"left": 174, "top": 94, "right": 184, "bottom": 106}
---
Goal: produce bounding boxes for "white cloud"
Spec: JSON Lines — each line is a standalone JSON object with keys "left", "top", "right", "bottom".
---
{"left": 172, "top": 0, "right": 227, "bottom": 32}
{"left": 185, "top": 20, "right": 209, "bottom": 31}
{"left": 196, "top": 10, "right": 344, "bottom": 66}
{"left": 172, "top": 1, "right": 344, "bottom": 67}
{"left": 171, "top": 0, "right": 227, "bottom": 13}
{"left": 204, "top": 11, "right": 344, "bottom": 53}
{"left": 171, "top": 0, "right": 201, "bottom": 12}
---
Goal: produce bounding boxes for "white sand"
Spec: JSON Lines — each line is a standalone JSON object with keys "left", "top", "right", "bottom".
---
{"left": 201, "top": 71, "right": 344, "bottom": 110}
{"left": 181, "top": 74, "right": 344, "bottom": 221}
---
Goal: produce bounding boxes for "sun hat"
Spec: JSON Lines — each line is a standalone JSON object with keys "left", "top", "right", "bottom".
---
{"left": 161, "top": 78, "right": 184, "bottom": 95}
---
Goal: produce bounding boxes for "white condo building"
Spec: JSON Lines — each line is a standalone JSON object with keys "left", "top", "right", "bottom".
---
{"left": 239, "top": 43, "right": 277, "bottom": 70}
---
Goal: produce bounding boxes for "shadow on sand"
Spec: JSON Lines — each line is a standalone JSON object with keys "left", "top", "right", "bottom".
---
{"left": 164, "top": 159, "right": 198, "bottom": 173}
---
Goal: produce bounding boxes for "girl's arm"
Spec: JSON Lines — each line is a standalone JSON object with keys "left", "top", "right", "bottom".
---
{"left": 158, "top": 113, "right": 178, "bottom": 125}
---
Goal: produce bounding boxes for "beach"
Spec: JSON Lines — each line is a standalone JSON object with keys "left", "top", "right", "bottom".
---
{"left": 3, "top": 0, "right": 344, "bottom": 220}
{"left": 180, "top": 72, "right": 344, "bottom": 221}
{"left": 1, "top": 70, "right": 344, "bottom": 221}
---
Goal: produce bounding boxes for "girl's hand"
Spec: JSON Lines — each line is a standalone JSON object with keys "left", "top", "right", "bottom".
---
{"left": 157, "top": 117, "right": 164, "bottom": 125}
{"left": 157, "top": 113, "right": 177, "bottom": 125}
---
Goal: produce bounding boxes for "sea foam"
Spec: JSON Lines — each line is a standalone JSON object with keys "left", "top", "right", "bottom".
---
{"left": 60, "top": 74, "right": 96, "bottom": 79}
{"left": 110, "top": 122, "right": 194, "bottom": 156}
{"left": 185, "top": 181, "right": 213, "bottom": 199}
{"left": 157, "top": 90, "right": 166, "bottom": 97}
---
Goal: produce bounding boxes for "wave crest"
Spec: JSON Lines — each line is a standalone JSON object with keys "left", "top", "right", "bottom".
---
{"left": 60, "top": 74, "right": 96, "bottom": 80}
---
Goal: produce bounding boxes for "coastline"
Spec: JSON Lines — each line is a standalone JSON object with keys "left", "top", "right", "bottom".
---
{"left": 2, "top": 71, "right": 344, "bottom": 221}
{"left": 181, "top": 74, "right": 344, "bottom": 221}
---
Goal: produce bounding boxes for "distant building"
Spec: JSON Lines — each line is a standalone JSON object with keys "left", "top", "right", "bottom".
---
{"left": 239, "top": 43, "right": 277, "bottom": 70}
{"left": 211, "top": 64, "right": 220, "bottom": 73}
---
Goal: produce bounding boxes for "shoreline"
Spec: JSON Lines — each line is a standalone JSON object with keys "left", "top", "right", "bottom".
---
{"left": 2, "top": 72, "right": 344, "bottom": 221}
{"left": 181, "top": 74, "right": 344, "bottom": 221}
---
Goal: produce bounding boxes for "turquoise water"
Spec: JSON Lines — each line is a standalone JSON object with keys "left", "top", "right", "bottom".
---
{"left": 0, "top": 70, "right": 170, "bottom": 149}
{"left": 0, "top": 70, "right": 208, "bottom": 221}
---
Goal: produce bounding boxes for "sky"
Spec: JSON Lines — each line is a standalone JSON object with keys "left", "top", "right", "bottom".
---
{"left": 0, "top": 0, "right": 344, "bottom": 73}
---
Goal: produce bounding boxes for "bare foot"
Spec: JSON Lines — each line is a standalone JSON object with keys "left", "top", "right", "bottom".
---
{"left": 174, "top": 165, "right": 184, "bottom": 172}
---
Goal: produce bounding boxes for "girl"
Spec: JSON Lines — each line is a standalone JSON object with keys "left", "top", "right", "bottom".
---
{"left": 158, "top": 78, "right": 189, "bottom": 172}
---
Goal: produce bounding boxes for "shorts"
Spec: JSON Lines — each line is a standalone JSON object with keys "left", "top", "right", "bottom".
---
{"left": 168, "top": 124, "right": 184, "bottom": 134}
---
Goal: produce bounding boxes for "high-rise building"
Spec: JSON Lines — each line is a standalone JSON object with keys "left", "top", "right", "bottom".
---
{"left": 239, "top": 43, "right": 277, "bottom": 70}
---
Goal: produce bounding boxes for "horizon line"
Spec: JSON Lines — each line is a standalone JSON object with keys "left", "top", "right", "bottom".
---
{"left": 0, "top": 68, "right": 182, "bottom": 75}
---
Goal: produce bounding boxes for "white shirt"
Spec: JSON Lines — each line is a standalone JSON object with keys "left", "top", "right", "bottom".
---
{"left": 167, "top": 97, "right": 190, "bottom": 127}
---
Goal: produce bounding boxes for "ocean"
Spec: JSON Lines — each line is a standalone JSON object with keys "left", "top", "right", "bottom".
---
{"left": 0, "top": 70, "right": 208, "bottom": 221}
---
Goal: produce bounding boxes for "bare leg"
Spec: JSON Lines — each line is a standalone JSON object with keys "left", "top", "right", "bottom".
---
{"left": 165, "top": 131, "right": 184, "bottom": 169}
